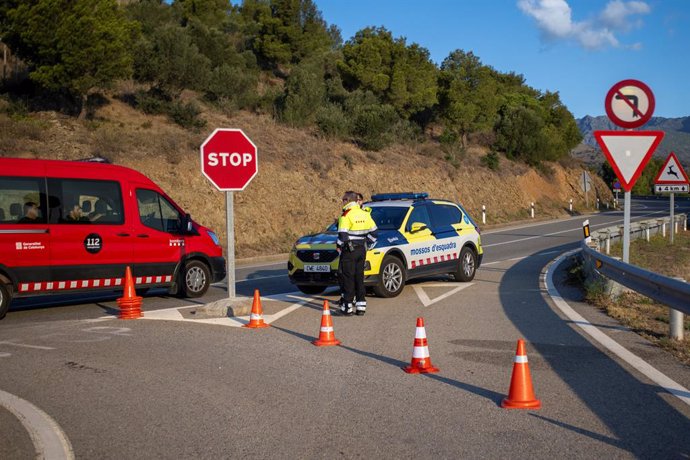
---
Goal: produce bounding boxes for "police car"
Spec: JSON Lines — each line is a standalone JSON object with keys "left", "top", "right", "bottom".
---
{"left": 287, "top": 193, "right": 483, "bottom": 297}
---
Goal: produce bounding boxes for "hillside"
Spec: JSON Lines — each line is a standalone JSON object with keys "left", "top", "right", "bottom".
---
{"left": 576, "top": 115, "right": 690, "bottom": 166}
{"left": 0, "top": 96, "right": 612, "bottom": 258}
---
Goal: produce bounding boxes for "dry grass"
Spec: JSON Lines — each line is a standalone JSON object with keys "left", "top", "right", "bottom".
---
{"left": 0, "top": 92, "right": 615, "bottom": 257}
{"left": 587, "top": 230, "right": 690, "bottom": 364}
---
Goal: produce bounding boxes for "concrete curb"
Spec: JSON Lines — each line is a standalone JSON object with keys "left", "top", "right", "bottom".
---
{"left": 194, "top": 298, "right": 254, "bottom": 318}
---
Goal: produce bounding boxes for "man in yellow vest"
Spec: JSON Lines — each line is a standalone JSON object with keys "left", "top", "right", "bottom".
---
{"left": 337, "top": 191, "right": 378, "bottom": 316}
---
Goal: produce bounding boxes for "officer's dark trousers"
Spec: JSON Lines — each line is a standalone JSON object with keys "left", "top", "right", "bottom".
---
{"left": 340, "top": 244, "right": 366, "bottom": 305}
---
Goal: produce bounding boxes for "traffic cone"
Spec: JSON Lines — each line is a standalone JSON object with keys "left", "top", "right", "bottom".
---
{"left": 501, "top": 339, "right": 541, "bottom": 409}
{"left": 243, "top": 289, "right": 270, "bottom": 329}
{"left": 402, "top": 317, "right": 439, "bottom": 374}
{"left": 117, "top": 266, "right": 142, "bottom": 319}
{"left": 312, "top": 300, "right": 341, "bottom": 346}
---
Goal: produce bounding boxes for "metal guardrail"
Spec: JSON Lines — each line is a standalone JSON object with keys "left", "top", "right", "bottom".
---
{"left": 580, "top": 213, "right": 690, "bottom": 314}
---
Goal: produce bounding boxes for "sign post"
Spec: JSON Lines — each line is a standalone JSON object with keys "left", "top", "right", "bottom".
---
{"left": 200, "top": 128, "right": 258, "bottom": 299}
{"left": 595, "top": 79, "right": 663, "bottom": 263}
{"left": 654, "top": 152, "right": 690, "bottom": 244}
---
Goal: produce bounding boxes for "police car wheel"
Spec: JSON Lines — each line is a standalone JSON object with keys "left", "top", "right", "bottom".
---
{"left": 373, "top": 255, "right": 405, "bottom": 298}
{"left": 0, "top": 283, "right": 9, "bottom": 320}
{"left": 296, "top": 285, "right": 327, "bottom": 295}
{"left": 454, "top": 246, "right": 477, "bottom": 282}
{"left": 182, "top": 260, "right": 211, "bottom": 298}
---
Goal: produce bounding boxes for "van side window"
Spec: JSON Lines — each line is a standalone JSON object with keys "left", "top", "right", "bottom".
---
{"left": 136, "top": 189, "right": 182, "bottom": 233}
{"left": 0, "top": 177, "right": 48, "bottom": 224}
{"left": 46, "top": 178, "right": 124, "bottom": 224}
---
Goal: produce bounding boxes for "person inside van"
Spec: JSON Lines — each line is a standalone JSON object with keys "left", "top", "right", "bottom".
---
{"left": 89, "top": 199, "right": 107, "bottom": 222}
{"left": 18, "top": 202, "right": 41, "bottom": 223}
{"left": 66, "top": 204, "right": 88, "bottom": 222}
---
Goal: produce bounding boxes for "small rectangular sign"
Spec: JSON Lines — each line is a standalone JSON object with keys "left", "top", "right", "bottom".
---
{"left": 655, "top": 184, "right": 689, "bottom": 193}
{"left": 304, "top": 264, "right": 331, "bottom": 273}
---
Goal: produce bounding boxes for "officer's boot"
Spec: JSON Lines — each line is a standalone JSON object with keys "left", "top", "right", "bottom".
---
{"left": 340, "top": 302, "right": 354, "bottom": 316}
{"left": 355, "top": 301, "right": 366, "bottom": 316}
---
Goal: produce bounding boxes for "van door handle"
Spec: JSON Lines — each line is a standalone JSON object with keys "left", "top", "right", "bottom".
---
{"left": 137, "top": 234, "right": 149, "bottom": 238}
{"left": 116, "top": 233, "right": 130, "bottom": 237}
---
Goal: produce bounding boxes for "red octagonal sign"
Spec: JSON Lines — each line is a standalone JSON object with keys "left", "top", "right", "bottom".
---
{"left": 200, "top": 128, "right": 258, "bottom": 191}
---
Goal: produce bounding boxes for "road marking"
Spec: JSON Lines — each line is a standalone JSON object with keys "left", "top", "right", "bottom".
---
{"left": 413, "top": 283, "right": 474, "bottom": 307}
{"left": 484, "top": 210, "right": 664, "bottom": 248}
{"left": 544, "top": 250, "right": 690, "bottom": 408}
{"left": 0, "top": 341, "right": 55, "bottom": 350}
{"left": 0, "top": 389, "right": 74, "bottom": 460}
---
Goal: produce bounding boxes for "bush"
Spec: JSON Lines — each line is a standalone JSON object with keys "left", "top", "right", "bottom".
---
{"left": 481, "top": 151, "right": 500, "bottom": 170}
{"left": 350, "top": 103, "right": 399, "bottom": 151}
{"left": 168, "top": 101, "right": 206, "bottom": 129}
{"left": 134, "top": 90, "right": 169, "bottom": 115}
{"left": 315, "top": 103, "right": 350, "bottom": 139}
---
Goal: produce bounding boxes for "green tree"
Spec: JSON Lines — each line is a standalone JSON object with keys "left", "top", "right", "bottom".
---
{"left": 338, "top": 27, "right": 437, "bottom": 118}
{"left": 133, "top": 23, "right": 211, "bottom": 97}
{"left": 240, "top": 0, "right": 336, "bottom": 71}
{"left": 2, "top": 0, "right": 138, "bottom": 117}
{"left": 438, "top": 50, "right": 499, "bottom": 146}
{"left": 632, "top": 157, "right": 663, "bottom": 195}
{"left": 279, "top": 57, "right": 326, "bottom": 126}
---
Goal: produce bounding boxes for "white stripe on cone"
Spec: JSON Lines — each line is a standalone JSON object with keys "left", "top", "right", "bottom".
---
{"left": 415, "top": 327, "right": 426, "bottom": 339}
{"left": 514, "top": 355, "right": 528, "bottom": 364}
{"left": 412, "top": 346, "right": 430, "bottom": 358}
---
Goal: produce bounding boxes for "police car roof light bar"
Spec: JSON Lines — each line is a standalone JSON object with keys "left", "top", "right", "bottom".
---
{"left": 371, "top": 192, "right": 428, "bottom": 202}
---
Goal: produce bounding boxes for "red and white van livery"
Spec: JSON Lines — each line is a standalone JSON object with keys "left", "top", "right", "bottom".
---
{"left": 0, "top": 158, "right": 226, "bottom": 319}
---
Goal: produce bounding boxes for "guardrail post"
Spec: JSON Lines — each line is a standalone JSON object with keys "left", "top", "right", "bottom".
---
{"left": 530, "top": 202, "right": 534, "bottom": 219}
{"left": 662, "top": 221, "right": 666, "bottom": 237}
{"left": 596, "top": 198, "right": 600, "bottom": 210}
{"left": 569, "top": 199, "right": 572, "bottom": 212}
{"left": 482, "top": 205, "right": 486, "bottom": 225}
{"left": 606, "top": 233, "right": 611, "bottom": 255}
{"left": 670, "top": 278, "right": 686, "bottom": 341}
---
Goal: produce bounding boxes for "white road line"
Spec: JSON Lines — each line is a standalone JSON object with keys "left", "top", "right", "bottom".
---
{"left": 412, "top": 283, "right": 474, "bottom": 307}
{"left": 484, "top": 211, "right": 664, "bottom": 248}
{"left": 544, "top": 250, "right": 690, "bottom": 408}
{"left": 0, "top": 389, "right": 74, "bottom": 460}
{"left": 0, "top": 341, "right": 55, "bottom": 350}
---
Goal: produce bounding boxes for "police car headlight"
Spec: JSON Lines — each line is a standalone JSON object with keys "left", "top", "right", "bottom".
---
{"left": 207, "top": 230, "right": 221, "bottom": 246}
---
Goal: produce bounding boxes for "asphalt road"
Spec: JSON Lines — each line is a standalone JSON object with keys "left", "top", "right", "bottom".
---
{"left": 2, "top": 197, "right": 690, "bottom": 459}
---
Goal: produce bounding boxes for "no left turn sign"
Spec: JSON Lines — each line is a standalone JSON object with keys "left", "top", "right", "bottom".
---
{"left": 605, "top": 79, "right": 655, "bottom": 129}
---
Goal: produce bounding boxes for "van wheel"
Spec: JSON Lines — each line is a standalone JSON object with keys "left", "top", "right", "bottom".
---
{"left": 296, "top": 285, "right": 326, "bottom": 295}
{"left": 373, "top": 255, "right": 405, "bottom": 298}
{"left": 0, "top": 284, "right": 11, "bottom": 320}
{"left": 182, "top": 260, "right": 211, "bottom": 298}
{"left": 453, "top": 246, "right": 477, "bottom": 282}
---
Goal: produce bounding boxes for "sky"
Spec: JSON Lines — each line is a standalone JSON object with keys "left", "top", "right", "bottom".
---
{"left": 316, "top": 0, "right": 689, "bottom": 119}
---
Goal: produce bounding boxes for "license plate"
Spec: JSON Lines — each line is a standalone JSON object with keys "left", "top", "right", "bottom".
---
{"left": 305, "top": 264, "right": 330, "bottom": 273}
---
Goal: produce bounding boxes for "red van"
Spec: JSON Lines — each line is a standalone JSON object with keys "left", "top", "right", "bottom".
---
{"left": 0, "top": 158, "right": 226, "bottom": 319}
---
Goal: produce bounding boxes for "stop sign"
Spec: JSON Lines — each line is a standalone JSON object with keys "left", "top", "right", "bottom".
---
{"left": 200, "top": 128, "right": 258, "bottom": 191}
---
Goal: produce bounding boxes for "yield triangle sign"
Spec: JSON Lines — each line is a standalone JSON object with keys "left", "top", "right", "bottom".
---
{"left": 594, "top": 131, "right": 665, "bottom": 192}
{"left": 654, "top": 152, "right": 689, "bottom": 185}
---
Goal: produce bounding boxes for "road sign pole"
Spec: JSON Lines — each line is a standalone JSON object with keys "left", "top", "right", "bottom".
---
{"left": 670, "top": 192, "right": 675, "bottom": 244}
{"left": 226, "top": 191, "right": 236, "bottom": 299}
{"left": 623, "top": 191, "right": 631, "bottom": 263}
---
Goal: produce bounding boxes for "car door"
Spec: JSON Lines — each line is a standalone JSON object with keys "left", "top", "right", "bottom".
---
{"left": 427, "top": 203, "right": 465, "bottom": 273}
{"left": 47, "top": 177, "right": 133, "bottom": 290}
{"left": 401, "top": 203, "right": 437, "bottom": 274}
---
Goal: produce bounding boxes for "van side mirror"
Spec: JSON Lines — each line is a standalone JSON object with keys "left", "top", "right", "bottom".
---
{"left": 182, "top": 213, "right": 193, "bottom": 234}
{"left": 409, "top": 222, "right": 428, "bottom": 233}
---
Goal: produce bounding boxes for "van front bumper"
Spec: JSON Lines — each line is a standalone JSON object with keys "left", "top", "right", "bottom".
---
{"left": 210, "top": 256, "right": 227, "bottom": 283}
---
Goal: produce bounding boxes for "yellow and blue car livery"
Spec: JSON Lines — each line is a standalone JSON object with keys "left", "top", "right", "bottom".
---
{"left": 287, "top": 192, "right": 483, "bottom": 298}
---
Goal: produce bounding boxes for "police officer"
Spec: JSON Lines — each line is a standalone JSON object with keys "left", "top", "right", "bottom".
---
{"left": 337, "top": 191, "right": 377, "bottom": 316}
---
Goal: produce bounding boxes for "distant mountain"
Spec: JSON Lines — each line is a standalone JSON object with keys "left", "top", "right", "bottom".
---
{"left": 575, "top": 115, "right": 690, "bottom": 166}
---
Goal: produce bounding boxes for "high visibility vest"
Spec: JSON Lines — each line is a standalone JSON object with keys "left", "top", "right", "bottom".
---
{"left": 337, "top": 203, "right": 377, "bottom": 248}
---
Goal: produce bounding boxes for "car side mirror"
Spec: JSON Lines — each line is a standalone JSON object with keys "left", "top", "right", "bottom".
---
{"left": 409, "top": 222, "right": 428, "bottom": 233}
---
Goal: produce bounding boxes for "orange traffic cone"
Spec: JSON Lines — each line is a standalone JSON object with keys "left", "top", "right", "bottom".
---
{"left": 402, "top": 317, "right": 439, "bottom": 374}
{"left": 501, "top": 339, "right": 541, "bottom": 409}
{"left": 117, "top": 266, "right": 142, "bottom": 319}
{"left": 312, "top": 300, "right": 341, "bottom": 346}
{"left": 243, "top": 289, "right": 270, "bottom": 329}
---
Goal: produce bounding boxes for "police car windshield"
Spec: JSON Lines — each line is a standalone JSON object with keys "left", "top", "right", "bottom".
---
{"left": 324, "top": 206, "right": 408, "bottom": 232}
